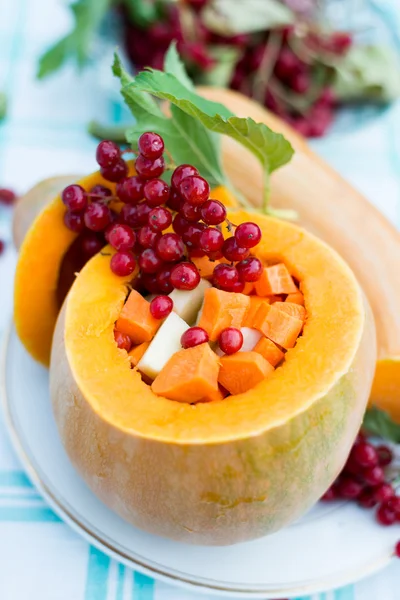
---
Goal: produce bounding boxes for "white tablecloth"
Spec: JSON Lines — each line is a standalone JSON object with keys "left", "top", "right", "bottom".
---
{"left": 0, "top": 0, "right": 400, "bottom": 598}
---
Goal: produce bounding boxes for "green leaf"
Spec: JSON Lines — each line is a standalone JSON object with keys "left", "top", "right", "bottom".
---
{"left": 334, "top": 45, "right": 400, "bottom": 103}
{"left": 164, "top": 42, "right": 195, "bottom": 91}
{"left": 87, "top": 120, "right": 128, "bottom": 142}
{"left": 0, "top": 92, "right": 7, "bottom": 121}
{"left": 134, "top": 68, "right": 294, "bottom": 209}
{"left": 202, "top": 0, "right": 294, "bottom": 36}
{"left": 196, "top": 45, "right": 242, "bottom": 88}
{"left": 113, "top": 54, "right": 228, "bottom": 189}
{"left": 37, "top": 0, "right": 112, "bottom": 79}
{"left": 363, "top": 407, "right": 400, "bottom": 443}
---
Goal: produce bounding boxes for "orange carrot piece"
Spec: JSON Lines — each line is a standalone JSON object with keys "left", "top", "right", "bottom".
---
{"left": 197, "top": 288, "right": 250, "bottom": 341}
{"left": 199, "top": 385, "right": 228, "bottom": 403}
{"left": 152, "top": 343, "right": 220, "bottom": 403}
{"left": 128, "top": 342, "right": 150, "bottom": 367}
{"left": 252, "top": 304, "right": 303, "bottom": 349}
{"left": 273, "top": 301, "right": 306, "bottom": 321}
{"left": 115, "top": 289, "right": 160, "bottom": 344}
{"left": 254, "top": 263, "right": 298, "bottom": 296}
{"left": 253, "top": 337, "right": 284, "bottom": 367}
{"left": 243, "top": 296, "right": 270, "bottom": 327}
{"left": 218, "top": 352, "right": 274, "bottom": 395}
{"left": 192, "top": 256, "right": 220, "bottom": 280}
{"left": 242, "top": 282, "right": 255, "bottom": 295}
{"left": 286, "top": 291, "right": 304, "bottom": 306}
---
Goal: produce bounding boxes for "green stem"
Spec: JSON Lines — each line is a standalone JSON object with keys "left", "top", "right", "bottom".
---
{"left": 262, "top": 171, "right": 270, "bottom": 214}
{"left": 0, "top": 92, "right": 7, "bottom": 121}
{"left": 87, "top": 120, "right": 128, "bottom": 143}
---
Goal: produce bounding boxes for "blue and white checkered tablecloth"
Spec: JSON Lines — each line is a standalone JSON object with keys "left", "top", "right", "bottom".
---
{"left": 1, "top": 1, "right": 400, "bottom": 598}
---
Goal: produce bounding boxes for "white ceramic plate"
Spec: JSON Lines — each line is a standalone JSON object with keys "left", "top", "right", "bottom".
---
{"left": 2, "top": 325, "right": 398, "bottom": 598}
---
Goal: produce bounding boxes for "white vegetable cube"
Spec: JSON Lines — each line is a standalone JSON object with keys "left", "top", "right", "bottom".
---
{"left": 216, "top": 327, "right": 262, "bottom": 356}
{"left": 137, "top": 312, "right": 189, "bottom": 380}
{"left": 169, "top": 278, "right": 211, "bottom": 325}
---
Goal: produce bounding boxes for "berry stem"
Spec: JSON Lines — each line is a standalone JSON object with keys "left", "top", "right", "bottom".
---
{"left": 252, "top": 31, "right": 283, "bottom": 105}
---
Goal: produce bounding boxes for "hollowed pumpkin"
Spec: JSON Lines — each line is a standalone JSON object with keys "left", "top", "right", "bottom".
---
{"left": 49, "top": 212, "right": 376, "bottom": 545}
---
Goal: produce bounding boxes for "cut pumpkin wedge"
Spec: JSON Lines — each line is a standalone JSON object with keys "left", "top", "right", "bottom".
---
{"left": 50, "top": 213, "right": 375, "bottom": 545}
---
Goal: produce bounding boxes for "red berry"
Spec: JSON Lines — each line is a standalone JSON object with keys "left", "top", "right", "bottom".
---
{"left": 84, "top": 203, "right": 111, "bottom": 231}
{"left": 156, "top": 265, "right": 174, "bottom": 294}
{"left": 274, "top": 48, "right": 299, "bottom": 80}
{"left": 222, "top": 237, "right": 250, "bottom": 262}
{"left": 213, "top": 263, "right": 240, "bottom": 290}
{"left": 90, "top": 184, "right": 112, "bottom": 200}
{"left": 150, "top": 295, "right": 173, "bottom": 319}
{"left": 136, "top": 202, "right": 152, "bottom": 226}
{"left": 377, "top": 445, "right": 393, "bottom": 467}
{"left": 181, "top": 327, "right": 209, "bottom": 349}
{"left": 172, "top": 213, "right": 190, "bottom": 236}
{"left": 373, "top": 483, "right": 395, "bottom": 504}
{"left": 171, "top": 164, "right": 199, "bottom": 189}
{"left": 108, "top": 224, "right": 136, "bottom": 251}
{"left": 376, "top": 501, "right": 397, "bottom": 526}
{"left": 101, "top": 158, "right": 128, "bottom": 182}
{"left": 290, "top": 71, "right": 310, "bottom": 94}
{"left": 116, "top": 176, "right": 144, "bottom": 204}
{"left": 0, "top": 188, "right": 16, "bottom": 205}
{"left": 199, "top": 228, "right": 224, "bottom": 253}
{"left": 148, "top": 206, "right": 172, "bottom": 232}
{"left": 351, "top": 442, "right": 378, "bottom": 468}
{"left": 336, "top": 476, "right": 363, "bottom": 499}
{"left": 63, "top": 210, "right": 84, "bottom": 233}
{"left": 155, "top": 233, "right": 185, "bottom": 262}
{"left": 114, "top": 330, "right": 132, "bottom": 352}
{"left": 110, "top": 251, "right": 136, "bottom": 276}
{"left": 236, "top": 257, "right": 263, "bottom": 282}
{"left": 166, "top": 189, "right": 183, "bottom": 211}
{"left": 139, "top": 248, "right": 164, "bottom": 274}
{"left": 120, "top": 204, "right": 141, "bottom": 228}
{"left": 228, "top": 280, "right": 246, "bottom": 293}
{"left": 138, "top": 132, "right": 164, "bottom": 159}
{"left": 141, "top": 273, "right": 161, "bottom": 294}
{"left": 358, "top": 489, "right": 377, "bottom": 509}
{"left": 235, "top": 222, "right": 262, "bottom": 248}
{"left": 61, "top": 184, "right": 87, "bottom": 212}
{"left": 180, "top": 201, "right": 201, "bottom": 222}
{"left": 170, "top": 262, "right": 200, "bottom": 290}
{"left": 143, "top": 178, "right": 170, "bottom": 206}
{"left": 207, "top": 249, "right": 224, "bottom": 261}
{"left": 138, "top": 225, "right": 160, "bottom": 248}
{"left": 0, "top": 240, "right": 4, "bottom": 254}
{"left": 188, "top": 247, "right": 207, "bottom": 258}
{"left": 178, "top": 175, "right": 210, "bottom": 206}
{"left": 219, "top": 327, "right": 243, "bottom": 354}
{"left": 386, "top": 496, "right": 400, "bottom": 516}
{"left": 395, "top": 541, "right": 400, "bottom": 558}
{"left": 96, "top": 140, "right": 121, "bottom": 168}
{"left": 81, "top": 232, "right": 104, "bottom": 258}
{"left": 135, "top": 155, "right": 165, "bottom": 179}
{"left": 200, "top": 199, "right": 227, "bottom": 225}
{"left": 321, "top": 486, "right": 337, "bottom": 502}
{"left": 182, "top": 223, "right": 206, "bottom": 248}
{"left": 363, "top": 466, "right": 384, "bottom": 487}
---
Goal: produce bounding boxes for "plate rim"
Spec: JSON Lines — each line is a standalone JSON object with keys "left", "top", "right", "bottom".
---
{"left": 1, "top": 323, "right": 394, "bottom": 598}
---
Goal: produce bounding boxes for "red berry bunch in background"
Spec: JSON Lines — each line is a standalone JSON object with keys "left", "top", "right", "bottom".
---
{"left": 61, "top": 132, "right": 264, "bottom": 297}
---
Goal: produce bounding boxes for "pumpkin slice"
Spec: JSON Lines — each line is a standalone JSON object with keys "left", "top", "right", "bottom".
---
{"left": 50, "top": 213, "right": 376, "bottom": 545}
{"left": 197, "top": 288, "right": 250, "bottom": 341}
{"left": 152, "top": 343, "right": 220, "bottom": 403}
{"left": 201, "top": 86, "right": 400, "bottom": 421}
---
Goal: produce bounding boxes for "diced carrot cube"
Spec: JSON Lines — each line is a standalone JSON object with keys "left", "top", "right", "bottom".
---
{"left": 253, "top": 304, "right": 303, "bottom": 349}
{"left": 243, "top": 296, "right": 270, "bottom": 328}
{"left": 286, "top": 291, "right": 304, "bottom": 306}
{"left": 242, "top": 282, "right": 254, "bottom": 295}
{"left": 199, "top": 385, "right": 228, "bottom": 403}
{"left": 254, "top": 263, "right": 298, "bottom": 296}
{"left": 151, "top": 343, "right": 220, "bottom": 403}
{"left": 253, "top": 337, "right": 284, "bottom": 367}
{"left": 115, "top": 290, "right": 160, "bottom": 344}
{"left": 218, "top": 351, "right": 274, "bottom": 395}
{"left": 197, "top": 288, "right": 250, "bottom": 341}
{"left": 192, "top": 256, "right": 220, "bottom": 280}
{"left": 273, "top": 301, "right": 306, "bottom": 321}
{"left": 128, "top": 342, "right": 150, "bottom": 367}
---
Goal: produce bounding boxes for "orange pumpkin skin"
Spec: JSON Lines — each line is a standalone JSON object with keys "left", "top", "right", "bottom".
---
{"left": 50, "top": 213, "right": 376, "bottom": 545}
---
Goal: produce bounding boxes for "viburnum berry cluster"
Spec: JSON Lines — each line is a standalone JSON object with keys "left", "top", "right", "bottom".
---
{"left": 61, "top": 132, "right": 264, "bottom": 296}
